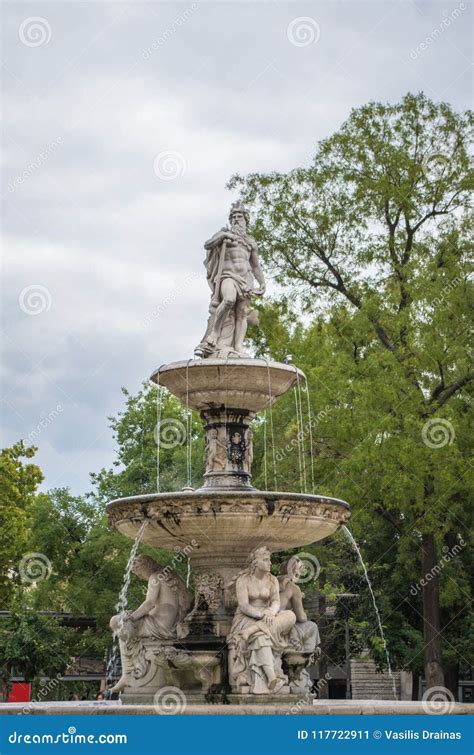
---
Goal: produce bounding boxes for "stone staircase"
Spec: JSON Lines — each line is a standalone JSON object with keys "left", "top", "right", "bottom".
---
{"left": 350, "top": 659, "right": 401, "bottom": 700}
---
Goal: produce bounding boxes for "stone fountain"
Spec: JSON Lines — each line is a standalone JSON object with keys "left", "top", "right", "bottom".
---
{"left": 106, "top": 201, "right": 350, "bottom": 706}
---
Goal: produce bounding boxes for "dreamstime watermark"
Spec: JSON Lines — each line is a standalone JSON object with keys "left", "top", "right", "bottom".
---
{"left": 154, "top": 418, "right": 187, "bottom": 449}
{"left": 410, "top": 538, "right": 465, "bottom": 596}
{"left": 422, "top": 686, "right": 455, "bottom": 714}
{"left": 287, "top": 17, "right": 320, "bottom": 47}
{"left": 430, "top": 274, "right": 463, "bottom": 309}
{"left": 8, "top": 137, "right": 63, "bottom": 193}
{"left": 287, "top": 673, "right": 331, "bottom": 713}
{"left": 421, "top": 418, "right": 455, "bottom": 449}
{"left": 153, "top": 686, "right": 187, "bottom": 714}
{"left": 154, "top": 540, "right": 198, "bottom": 584}
{"left": 275, "top": 403, "right": 333, "bottom": 463}
{"left": 18, "top": 17, "right": 52, "bottom": 47}
{"left": 143, "top": 273, "right": 198, "bottom": 328}
{"left": 141, "top": 4, "right": 198, "bottom": 60}
{"left": 19, "top": 284, "right": 52, "bottom": 315}
{"left": 19, "top": 553, "right": 52, "bottom": 584}
{"left": 288, "top": 552, "right": 321, "bottom": 584}
{"left": 153, "top": 150, "right": 186, "bottom": 181}
{"left": 8, "top": 728, "right": 127, "bottom": 745}
{"left": 409, "top": 3, "right": 466, "bottom": 60}
{"left": 421, "top": 151, "right": 451, "bottom": 177}
{"left": 22, "top": 674, "right": 62, "bottom": 714}
{"left": 27, "top": 404, "right": 63, "bottom": 444}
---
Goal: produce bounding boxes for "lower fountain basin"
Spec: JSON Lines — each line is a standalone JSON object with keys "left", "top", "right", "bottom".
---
{"left": 107, "top": 491, "right": 350, "bottom": 573}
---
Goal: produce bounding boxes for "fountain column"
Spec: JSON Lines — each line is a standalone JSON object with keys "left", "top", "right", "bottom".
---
{"left": 201, "top": 408, "right": 254, "bottom": 490}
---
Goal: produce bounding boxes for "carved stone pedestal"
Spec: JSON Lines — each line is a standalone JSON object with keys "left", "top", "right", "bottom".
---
{"left": 283, "top": 652, "right": 316, "bottom": 695}
{"left": 118, "top": 641, "right": 222, "bottom": 704}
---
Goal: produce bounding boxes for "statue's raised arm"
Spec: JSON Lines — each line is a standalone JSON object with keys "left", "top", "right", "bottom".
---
{"left": 194, "top": 201, "right": 266, "bottom": 359}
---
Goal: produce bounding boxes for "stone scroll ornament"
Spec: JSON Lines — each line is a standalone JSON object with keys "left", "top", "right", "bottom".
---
{"left": 194, "top": 201, "right": 266, "bottom": 359}
{"left": 109, "top": 555, "right": 192, "bottom": 693}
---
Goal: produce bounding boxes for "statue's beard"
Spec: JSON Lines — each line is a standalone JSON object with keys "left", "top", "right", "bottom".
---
{"left": 232, "top": 218, "right": 247, "bottom": 237}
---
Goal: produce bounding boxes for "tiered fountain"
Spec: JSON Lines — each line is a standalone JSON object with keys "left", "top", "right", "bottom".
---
{"left": 106, "top": 202, "right": 350, "bottom": 706}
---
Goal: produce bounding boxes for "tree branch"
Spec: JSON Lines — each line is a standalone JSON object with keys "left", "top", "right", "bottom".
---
{"left": 374, "top": 505, "right": 404, "bottom": 533}
{"left": 428, "top": 373, "right": 472, "bottom": 413}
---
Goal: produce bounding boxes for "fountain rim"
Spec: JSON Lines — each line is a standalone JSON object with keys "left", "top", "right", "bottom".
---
{"left": 150, "top": 357, "right": 306, "bottom": 384}
{"left": 107, "top": 490, "right": 350, "bottom": 511}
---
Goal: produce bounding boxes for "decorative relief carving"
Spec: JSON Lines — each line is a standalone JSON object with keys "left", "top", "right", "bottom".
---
{"left": 189, "top": 572, "right": 224, "bottom": 615}
{"left": 206, "top": 426, "right": 228, "bottom": 473}
{"left": 108, "top": 498, "right": 350, "bottom": 528}
{"left": 228, "top": 429, "right": 246, "bottom": 469}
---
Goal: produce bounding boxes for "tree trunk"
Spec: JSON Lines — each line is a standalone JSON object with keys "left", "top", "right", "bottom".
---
{"left": 411, "top": 670, "right": 420, "bottom": 700}
{"left": 421, "top": 533, "right": 445, "bottom": 689}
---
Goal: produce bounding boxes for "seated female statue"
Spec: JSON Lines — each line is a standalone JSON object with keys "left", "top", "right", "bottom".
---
{"left": 109, "top": 554, "right": 191, "bottom": 693}
{"left": 227, "top": 546, "right": 296, "bottom": 694}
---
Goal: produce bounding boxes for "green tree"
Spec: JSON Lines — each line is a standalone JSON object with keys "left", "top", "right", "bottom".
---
{"left": 0, "top": 607, "right": 73, "bottom": 699}
{"left": 0, "top": 442, "right": 43, "bottom": 607}
{"left": 232, "top": 93, "right": 473, "bottom": 690}
{"left": 248, "top": 296, "right": 471, "bottom": 696}
{"left": 26, "top": 488, "right": 137, "bottom": 631}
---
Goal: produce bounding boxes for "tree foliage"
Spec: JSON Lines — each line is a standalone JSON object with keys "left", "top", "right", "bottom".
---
{"left": 232, "top": 93, "right": 473, "bottom": 690}
{"left": 0, "top": 442, "right": 43, "bottom": 606}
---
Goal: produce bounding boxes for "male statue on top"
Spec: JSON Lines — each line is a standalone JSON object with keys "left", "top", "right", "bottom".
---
{"left": 194, "top": 201, "right": 266, "bottom": 359}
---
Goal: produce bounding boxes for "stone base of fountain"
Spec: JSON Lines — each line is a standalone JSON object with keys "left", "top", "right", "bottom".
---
{"left": 1, "top": 701, "right": 472, "bottom": 715}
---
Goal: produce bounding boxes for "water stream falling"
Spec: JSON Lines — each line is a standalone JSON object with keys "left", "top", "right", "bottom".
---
{"left": 115, "top": 519, "right": 149, "bottom": 616}
{"left": 262, "top": 410, "right": 268, "bottom": 490}
{"left": 186, "top": 557, "right": 191, "bottom": 589}
{"left": 295, "top": 373, "right": 307, "bottom": 492}
{"left": 106, "top": 519, "right": 149, "bottom": 685}
{"left": 265, "top": 360, "right": 278, "bottom": 490}
{"left": 185, "top": 360, "right": 193, "bottom": 489}
{"left": 293, "top": 387, "right": 304, "bottom": 492}
{"left": 155, "top": 375, "right": 163, "bottom": 493}
{"left": 341, "top": 525, "right": 398, "bottom": 700}
{"left": 302, "top": 374, "right": 316, "bottom": 495}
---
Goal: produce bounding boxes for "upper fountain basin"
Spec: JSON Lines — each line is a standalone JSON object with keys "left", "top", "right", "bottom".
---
{"left": 150, "top": 359, "right": 305, "bottom": 413}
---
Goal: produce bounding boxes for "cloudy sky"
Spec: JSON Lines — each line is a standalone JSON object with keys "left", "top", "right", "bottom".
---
{"left": 1, "top": 0, "right": 472, "bottom": 495}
